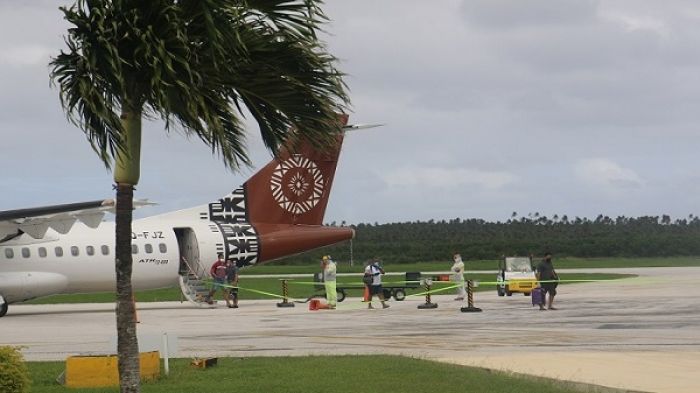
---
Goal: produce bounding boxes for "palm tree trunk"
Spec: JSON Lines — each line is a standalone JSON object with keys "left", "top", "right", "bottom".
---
{"left": 115, "top": 101, "right": 142, "bottom": 393}
{"left": 115, "top": 183, "right": 140, "bottom": 393}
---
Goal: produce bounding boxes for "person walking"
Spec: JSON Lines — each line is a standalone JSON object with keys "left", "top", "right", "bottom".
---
{"left": 364, "top": 258, "right": 389, "bottom": 309}
{"left": 205, "top": 253, "right": 227, "bottom": 305}
{"left": 451, "top": 253, "right": 467, "bottom": 301}
{"left": 321, "top": 255, "right": 337, "bottom": 309}
{"left": 536, "top": 252, "right": 559, "bottom": 310}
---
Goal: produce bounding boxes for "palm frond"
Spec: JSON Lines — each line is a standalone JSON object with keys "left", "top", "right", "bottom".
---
{"left": 51, "top": 0, "right": 348, "bottom": 172}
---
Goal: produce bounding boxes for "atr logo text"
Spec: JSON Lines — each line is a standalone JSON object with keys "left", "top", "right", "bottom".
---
{"left": 138, "top": 259, "right": 169, "bottom": 265}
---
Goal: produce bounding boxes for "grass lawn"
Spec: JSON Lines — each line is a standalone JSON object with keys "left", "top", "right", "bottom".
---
{"left": 27, "top": 355, "right": 599, "bottom": 393}
{"left": 25, "top": 273, "right": 633, "bottom": 304}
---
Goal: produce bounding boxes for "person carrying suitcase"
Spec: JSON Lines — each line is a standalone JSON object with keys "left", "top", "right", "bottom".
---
{"left": 535, "top": 252, "right": 559, "bottom": 310}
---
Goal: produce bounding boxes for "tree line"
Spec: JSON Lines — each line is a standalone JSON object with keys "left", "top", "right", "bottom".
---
{"left": 278, "top": 213, "right": 700, "bottom": 265}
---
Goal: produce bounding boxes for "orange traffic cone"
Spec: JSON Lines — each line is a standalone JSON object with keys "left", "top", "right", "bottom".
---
{"left": 309, "top": 299, "right": 320, "bottom": 311}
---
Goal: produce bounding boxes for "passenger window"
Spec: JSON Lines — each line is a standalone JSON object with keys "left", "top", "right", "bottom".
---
{"left": 101, "top": 245, "right": 109, "bottom": 255}
{"left": 159, "top": 243, "right": 167, "bottom": 253}
{"left": 86, "top": 246, "right": 95, "bottom": 256}
{"left": 21, "top": 248, "right": 30, "bottom": 258}
{"left": 131, "top": 244, "right": 138, "bottom": 254}
{"left": 55, "top": 247, "right": 63, "bottom": 257}
{"left": 39, "top": 247, "right": 47, "bottom": 258}
{"left": 5, "top": 248, "right": 14, "bottom": 259}
{"left": 145, "top": 244, "right": 153, "bottom": 254}
{"left": 71, "top": 246, "right": 79, "bottom": 257}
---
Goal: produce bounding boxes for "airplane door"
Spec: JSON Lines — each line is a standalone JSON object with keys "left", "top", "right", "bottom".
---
{"left": 174, "top": 228, "right": 200, "bottom": 275}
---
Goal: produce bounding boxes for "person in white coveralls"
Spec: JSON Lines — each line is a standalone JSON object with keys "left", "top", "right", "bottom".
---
{"left": 451, "top": 253, "right": 466, "bottom": 301}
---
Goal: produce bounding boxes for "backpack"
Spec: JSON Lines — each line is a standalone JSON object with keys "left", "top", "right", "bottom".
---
{"left": 363, "top": 265, "right": 378, "bottom": 285}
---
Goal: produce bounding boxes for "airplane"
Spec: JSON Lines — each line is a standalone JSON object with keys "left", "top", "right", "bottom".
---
{"left": 0, "top": 115, "right": 368, "bottom": 317}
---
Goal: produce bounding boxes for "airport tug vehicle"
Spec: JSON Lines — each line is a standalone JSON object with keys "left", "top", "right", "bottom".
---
{"left": 496, "top": 256, "right": 538, "bottom": 296}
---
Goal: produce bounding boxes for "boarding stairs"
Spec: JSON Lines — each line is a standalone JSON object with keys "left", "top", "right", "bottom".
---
{"left": 178, "top": 258, "right": 213, "bottom": 307}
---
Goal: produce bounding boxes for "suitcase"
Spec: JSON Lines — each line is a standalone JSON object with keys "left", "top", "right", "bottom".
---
{"left": 531, "top": 287, "right": 545, "bottom": 307}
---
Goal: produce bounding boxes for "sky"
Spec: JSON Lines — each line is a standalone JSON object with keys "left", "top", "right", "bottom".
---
{"left": 2, "top": 0, "right": 700, "bottom": 224}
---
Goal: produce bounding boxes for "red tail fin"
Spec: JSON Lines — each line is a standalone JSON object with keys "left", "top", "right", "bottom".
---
{"left": 243, "top": 114, "right": 348, "bottom": 226}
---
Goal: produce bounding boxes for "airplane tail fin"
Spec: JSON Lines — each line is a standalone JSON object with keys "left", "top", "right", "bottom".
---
{"left": 206, "top": 114, "right": 349, "bottom": 226}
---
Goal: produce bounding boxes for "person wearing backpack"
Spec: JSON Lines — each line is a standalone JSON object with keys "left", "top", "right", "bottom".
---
{"left": 364, "top": 258, "right": 389, "bottom": 309}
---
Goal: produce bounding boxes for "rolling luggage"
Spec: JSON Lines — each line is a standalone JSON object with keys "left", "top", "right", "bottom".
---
{"left": 531, "top": 287, "right": 545, "bottom": 307}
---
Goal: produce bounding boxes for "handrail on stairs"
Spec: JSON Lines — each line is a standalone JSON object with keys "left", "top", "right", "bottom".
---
{"left": 181, "top": 256, "right": 207, "bottom": 281}
{"left": 180, "top": 256, "right": 210, "bottom": 303}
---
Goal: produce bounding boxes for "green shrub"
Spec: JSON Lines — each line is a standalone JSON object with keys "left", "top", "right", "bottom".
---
{"left": 0, "top": 346, "right": 29, "bottom": 393}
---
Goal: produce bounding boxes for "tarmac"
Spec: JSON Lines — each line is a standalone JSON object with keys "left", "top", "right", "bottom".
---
{"left": 1, "top": 267, "right": 699, "bottom": 393}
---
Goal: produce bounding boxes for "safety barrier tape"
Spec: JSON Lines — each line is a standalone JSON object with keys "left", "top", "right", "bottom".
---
{"left": 210, "top": 281, "right": 302, "bottom": 301}
{"left": 286, "top": 280, "right": 452, "bottom": 286}
{"left": 404, "top": 283, "right": 463, "bottom": 298}
{"left": 283, "top": 278, "right": 641, "bottom": 286}
{"left": 199, "top": 275, "right": 644, "bottom": 304}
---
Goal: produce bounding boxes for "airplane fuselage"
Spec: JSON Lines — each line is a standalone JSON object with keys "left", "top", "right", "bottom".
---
{"left": 0, "top": 220, "right": 181, "bottom": 303}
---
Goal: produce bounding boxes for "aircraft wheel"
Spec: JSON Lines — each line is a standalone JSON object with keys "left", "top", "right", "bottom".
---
{"left": 393, "top": 289, "right": 406, "bottom": 301}
{"left": 337, "top": 289, "right": 346, "bottom": 303}
{"left": 497, "top": 286, "right": 505, "bottom": 297}
{"left": 0, "top": 300, "right": 8, "bottom": 318}
{"left": 524, "top": 292, "right": 531, "bottom": 296}
{"left": 506, "top": 290, "right": 513, "bottom": 296}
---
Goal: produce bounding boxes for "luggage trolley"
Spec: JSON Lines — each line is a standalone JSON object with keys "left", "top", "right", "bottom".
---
{"left": 312, "top": 271, "right": 422, "bottom": 302}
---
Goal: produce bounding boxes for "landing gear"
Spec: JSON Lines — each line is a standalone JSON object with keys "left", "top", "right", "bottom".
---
{"left": 0, "top": 295, "right": 8, "bottom": 318}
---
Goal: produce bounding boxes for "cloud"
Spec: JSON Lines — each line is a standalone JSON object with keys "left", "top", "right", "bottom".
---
{"left": 382, "top": 167, "right": 516, "bottom": 190}
{"left": 460, "top": 0, "right": 599, "bottom": 29}
{"left": 4, "top": 0, "right": 700, "bottom": 225}
{"left": 0, "top": 45, "right": 53, "bottom": 67}
{"left": 574, "top": 158, "right": 644, "bottom": 189}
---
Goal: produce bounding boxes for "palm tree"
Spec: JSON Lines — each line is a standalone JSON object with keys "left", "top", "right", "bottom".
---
{"left": 50, "top": 1, "right": 347, "bottom": 392}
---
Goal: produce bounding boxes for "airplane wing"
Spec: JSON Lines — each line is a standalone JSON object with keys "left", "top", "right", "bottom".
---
{"left": 0, "top": 199, "right": 155, "bottom": 242}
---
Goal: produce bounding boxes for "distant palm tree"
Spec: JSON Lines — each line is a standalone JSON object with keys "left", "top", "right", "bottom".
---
{"left": 50, "top": 1, "right": 347, "bottom": 392}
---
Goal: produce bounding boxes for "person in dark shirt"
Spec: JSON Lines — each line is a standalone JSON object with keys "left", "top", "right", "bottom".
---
{"left": 225, "top": 259, "right": 239, "bottom": 309}
{"left": 536, "top": 252, "right": 559, "bottom": 310}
